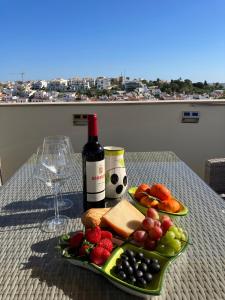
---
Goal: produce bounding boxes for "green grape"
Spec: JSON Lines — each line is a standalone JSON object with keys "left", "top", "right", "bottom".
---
{"left": 169, "top": 225, "right": 177, "bottom": 233}
{"left": 169, "top": 226, "right": 181, "bottom": 239}
{"left": 178, "top": 227, "right": 184, "bottom": 234}
{"left": 156, "top": 243, "right": 175, "bottom": 256}
{"left": 181, "top": 233, "right": 187, "bottom": 242}
{"left": 159, "top": 236, "right": 167, "bottom": 245}
{"left": 161, "top": 247, "right": 175, "bottom": 256}
{"left": 156, "top": 244, "right": 166, "bottom": 253}
{"left": 164, "top": 231, "right": 176, "bottom": 243}
{"left": 175, "top": 231, "right": 181, "bottom": 239}
{"left": 169, "top": 239, "right": 181, "bottom": 252}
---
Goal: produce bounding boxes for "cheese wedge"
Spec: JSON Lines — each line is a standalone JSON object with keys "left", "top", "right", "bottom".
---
{"left": 102, "top": 199, "right": 145, "bottom": 238}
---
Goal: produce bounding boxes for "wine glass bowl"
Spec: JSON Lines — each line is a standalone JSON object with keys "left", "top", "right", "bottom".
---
{"left": 44, "top": 135, "right": 74, "bottom": 155}
{"left": 43, "top": 136, "right": 74, "bottom": 210}
{"left": 35, "top": 139, "right": 74, "bottom": 233}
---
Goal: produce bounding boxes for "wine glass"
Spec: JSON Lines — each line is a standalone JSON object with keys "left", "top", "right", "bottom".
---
{"left": 34, "top": 146, "right": 53, "bottom": 208}
{"left": 37, "top": 141, "right": 73, "bottom": 232}
{"left": 44, "top": 135, "right": 74, "bottom": 154}
{"left": 44, "top": 136, "right": 74, "bottom": 210}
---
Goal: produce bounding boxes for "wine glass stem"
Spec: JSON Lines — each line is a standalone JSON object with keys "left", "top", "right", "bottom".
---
{"left": 52, "top": 182, "right": 60, "bottom": 221}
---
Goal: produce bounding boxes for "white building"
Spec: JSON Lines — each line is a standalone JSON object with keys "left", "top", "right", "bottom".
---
{"left": 193, "top": 94, "right": 209, "bottom": 100}
{"left": 31, "top": 91, "right": 59, "bottom": 102}
{"left": 124, "top": 80, "right": 142, "bottom": 92}
{"left": 16, "top": 97, "right": 29, "bottom": 103}
{"left": 84, "top": 77, "right": 95, "bottom": 88}
{"left": 67, "top": 78, "right": 91, "bottom": 91}
{"left": 99, "top": 95, "right": 109, "bottom": 101}
{"left": 30, "top": 98, "right": 47, "bottom": 103}
{"left": 96, "top": 77, "right": 111, "bottom": 90}
{"left": 136, "top": 85, "right": 149, "bottom": 94}
{"left": 2, "top": 88, "right": 14, "bottom": 95}
{"left": 210, "top": 90, "right": 224, "bottom": 98}
{"left": 63, "top": 93, "right": 76, "bottom": 101}
{"left": 149, "top": 88, "right": 162, "bottom": 96}
{"left": 15, "top": 84, "right": 35, "bottom": 98}
{"left": 32, "top": 80, "right": 48, "bottom": 90}
{"left": 48, "top": 78, "right": 68, "bottom": 91}
{"left": 49, "top": 91, "right": 59, "bottom": 98}
{"left": 3, "top": 95, "right": 20, "bottom": 103}
{"left": 34, "top": 91, "right": 49, "bottom": 99}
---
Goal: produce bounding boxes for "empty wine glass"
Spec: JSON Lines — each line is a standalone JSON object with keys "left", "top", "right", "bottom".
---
{"left": 44, "top": 135, "right": 74, "bottom": 210}
{"left": 44, "top": 135, "right": 74, "bottom": 153}
{"left": 37, "top": 141, "right": 74, "bottom": 232}
{"left": 34, "top": 146, "right": 54, "bottom": 208}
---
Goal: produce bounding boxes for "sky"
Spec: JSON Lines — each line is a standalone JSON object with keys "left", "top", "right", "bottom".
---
{"left": 0, "top": 0, "right": 225, "bottom": 82}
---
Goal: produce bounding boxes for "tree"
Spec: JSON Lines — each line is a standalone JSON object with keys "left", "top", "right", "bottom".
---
{"left": 184, "top": 79, "right": 192, "bottom": 85}
{"left": 214, "top": 82, "right": 224, "bottom": 89}
{"left": 148, "top": 80, "right": 154, "bottom": 87}
{"left": 204, "top": 80, "right": 208, "bottom": 86}
{"left": 193, "top": 82, "right": 204, "bottom": 89}
{"left": 183, "top": 79, "right": 193, "bottom": 94}
{"left": 141, "top": 80, "right": 148, "bottom": 85}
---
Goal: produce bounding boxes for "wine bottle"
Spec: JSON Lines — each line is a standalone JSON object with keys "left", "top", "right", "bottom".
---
{"left": 82, "top": 113, "right": 105, "bottom": 211}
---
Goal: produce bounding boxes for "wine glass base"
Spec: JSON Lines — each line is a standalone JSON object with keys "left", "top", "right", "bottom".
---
{"left": 41, "top": 215, "right": 70, "bottom": 233}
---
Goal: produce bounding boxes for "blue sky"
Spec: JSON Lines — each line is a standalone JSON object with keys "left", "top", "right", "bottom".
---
{"left": 0, "top": 0, "right": 225, "bottom": 82}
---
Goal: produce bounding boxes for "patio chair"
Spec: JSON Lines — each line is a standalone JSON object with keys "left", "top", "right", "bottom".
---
{"left": 205, "top": 158, "right": 225, "bottom": 199}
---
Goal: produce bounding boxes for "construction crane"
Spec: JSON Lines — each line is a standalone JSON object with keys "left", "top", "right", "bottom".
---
{"left": 9, "top": 72, "right": 25, "bottom": 81}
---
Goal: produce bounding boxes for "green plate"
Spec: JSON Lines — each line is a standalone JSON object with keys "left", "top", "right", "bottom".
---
{"left": 59, "top": 234, "right": 188, "bottom": 296}
{"left": 128, "top": 186, "right": 189, "bottom": 217}
{"left": 102, "top": 243, "right": 175, "bottom": 296}
{"left": 61, "top": 243, "right": 174, "bottom": 296}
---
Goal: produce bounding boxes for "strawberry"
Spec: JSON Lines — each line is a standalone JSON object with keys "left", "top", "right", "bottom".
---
{"left": 100, "top": 230, "right": 113, "bottom": 240}
{"left": 85, "top": 226, "right": 101, "bottom": 244}
{"left": 90, "top": 246, "right": 111, "bottom": 266}
{"left": 98, "top": 238, "right": 113, "bottom": 252}
{"left": 79, "top": 244, "right": 91, "bottom": 256}
{"left": 69, "top": 231, "right": 84, "bottom": 249}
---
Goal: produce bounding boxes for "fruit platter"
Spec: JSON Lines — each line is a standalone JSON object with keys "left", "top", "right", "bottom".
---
{"left": 128, "top": 183, "right": 189, "bottom": 216}
{"left": 59, "top": 199, "right": 189, "bottom": 296}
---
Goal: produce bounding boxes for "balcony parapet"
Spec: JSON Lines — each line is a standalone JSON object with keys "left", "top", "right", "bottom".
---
{"left": 0, "top": 99, "right": 225, "bottom": 106}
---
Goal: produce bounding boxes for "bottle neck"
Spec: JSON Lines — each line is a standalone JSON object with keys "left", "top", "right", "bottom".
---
{"left": 88, "top": 136, "right": 98, "bottom": 143}
{"left": 88, "top": 114, "right": 98, "bottom": 139}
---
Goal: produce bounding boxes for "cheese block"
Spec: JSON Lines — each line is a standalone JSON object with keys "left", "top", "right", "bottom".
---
{"left": 102, "top": 199, "right": 145, "bottom": 238}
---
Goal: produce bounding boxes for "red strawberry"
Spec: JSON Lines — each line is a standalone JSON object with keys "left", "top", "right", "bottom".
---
{"left": 101, "top": 230, "right": 113, "bottom": 240}
{"left": 79, "top": 244, "right": 91, "bottom": 256}
{"left": 98, "top": 238, "right": 113, "bottom": 252}
{"left": 90, "top": 246, "right": 111, "bottom": 266}
{"left": 85, "top": 226, "right": 101, "bottom": 244}
{"left": 69, "top": 231, "right": 84, "bottom": 249}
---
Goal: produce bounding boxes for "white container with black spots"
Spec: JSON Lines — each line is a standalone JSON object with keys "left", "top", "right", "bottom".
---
{"left": 104, "top": 146, "right": 128, "bottom": 199}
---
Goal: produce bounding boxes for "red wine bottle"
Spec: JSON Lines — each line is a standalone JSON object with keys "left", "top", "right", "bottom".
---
{"left": 82, "top": 114, "right": 105, "bottom": 211}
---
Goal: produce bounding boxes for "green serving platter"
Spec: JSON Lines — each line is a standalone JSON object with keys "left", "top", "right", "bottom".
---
{"left": 128, "top": 186, "right": 189, "bottom": 217}
{"left": 102, "top": 243, "right": 175, "bottom": 296}
{"left": 59, "top": 234, "right": 188, "bottom": 296}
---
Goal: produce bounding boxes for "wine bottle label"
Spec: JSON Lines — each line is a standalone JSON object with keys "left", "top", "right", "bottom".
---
{"left": 86, "top": 159, "right": 105, "bottom": 202}
{"left": 87, "top": 190, "right": 105, "bottom": 202}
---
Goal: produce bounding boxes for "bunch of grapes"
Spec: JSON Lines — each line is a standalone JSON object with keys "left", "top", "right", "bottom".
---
{"left": 156, "top": 225, "right": 187, "bottom": 256}
{"left": 133, "top": 208, "right": 187, "bottom": 256}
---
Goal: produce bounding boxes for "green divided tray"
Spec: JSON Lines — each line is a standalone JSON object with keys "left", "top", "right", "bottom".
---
{"left": 59, "top": 236, "right": 188, "bottom": 297}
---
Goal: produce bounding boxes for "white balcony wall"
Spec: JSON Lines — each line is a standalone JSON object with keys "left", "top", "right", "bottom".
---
{"left": 0, "top": 101, "right": 225, "bottom": 182}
